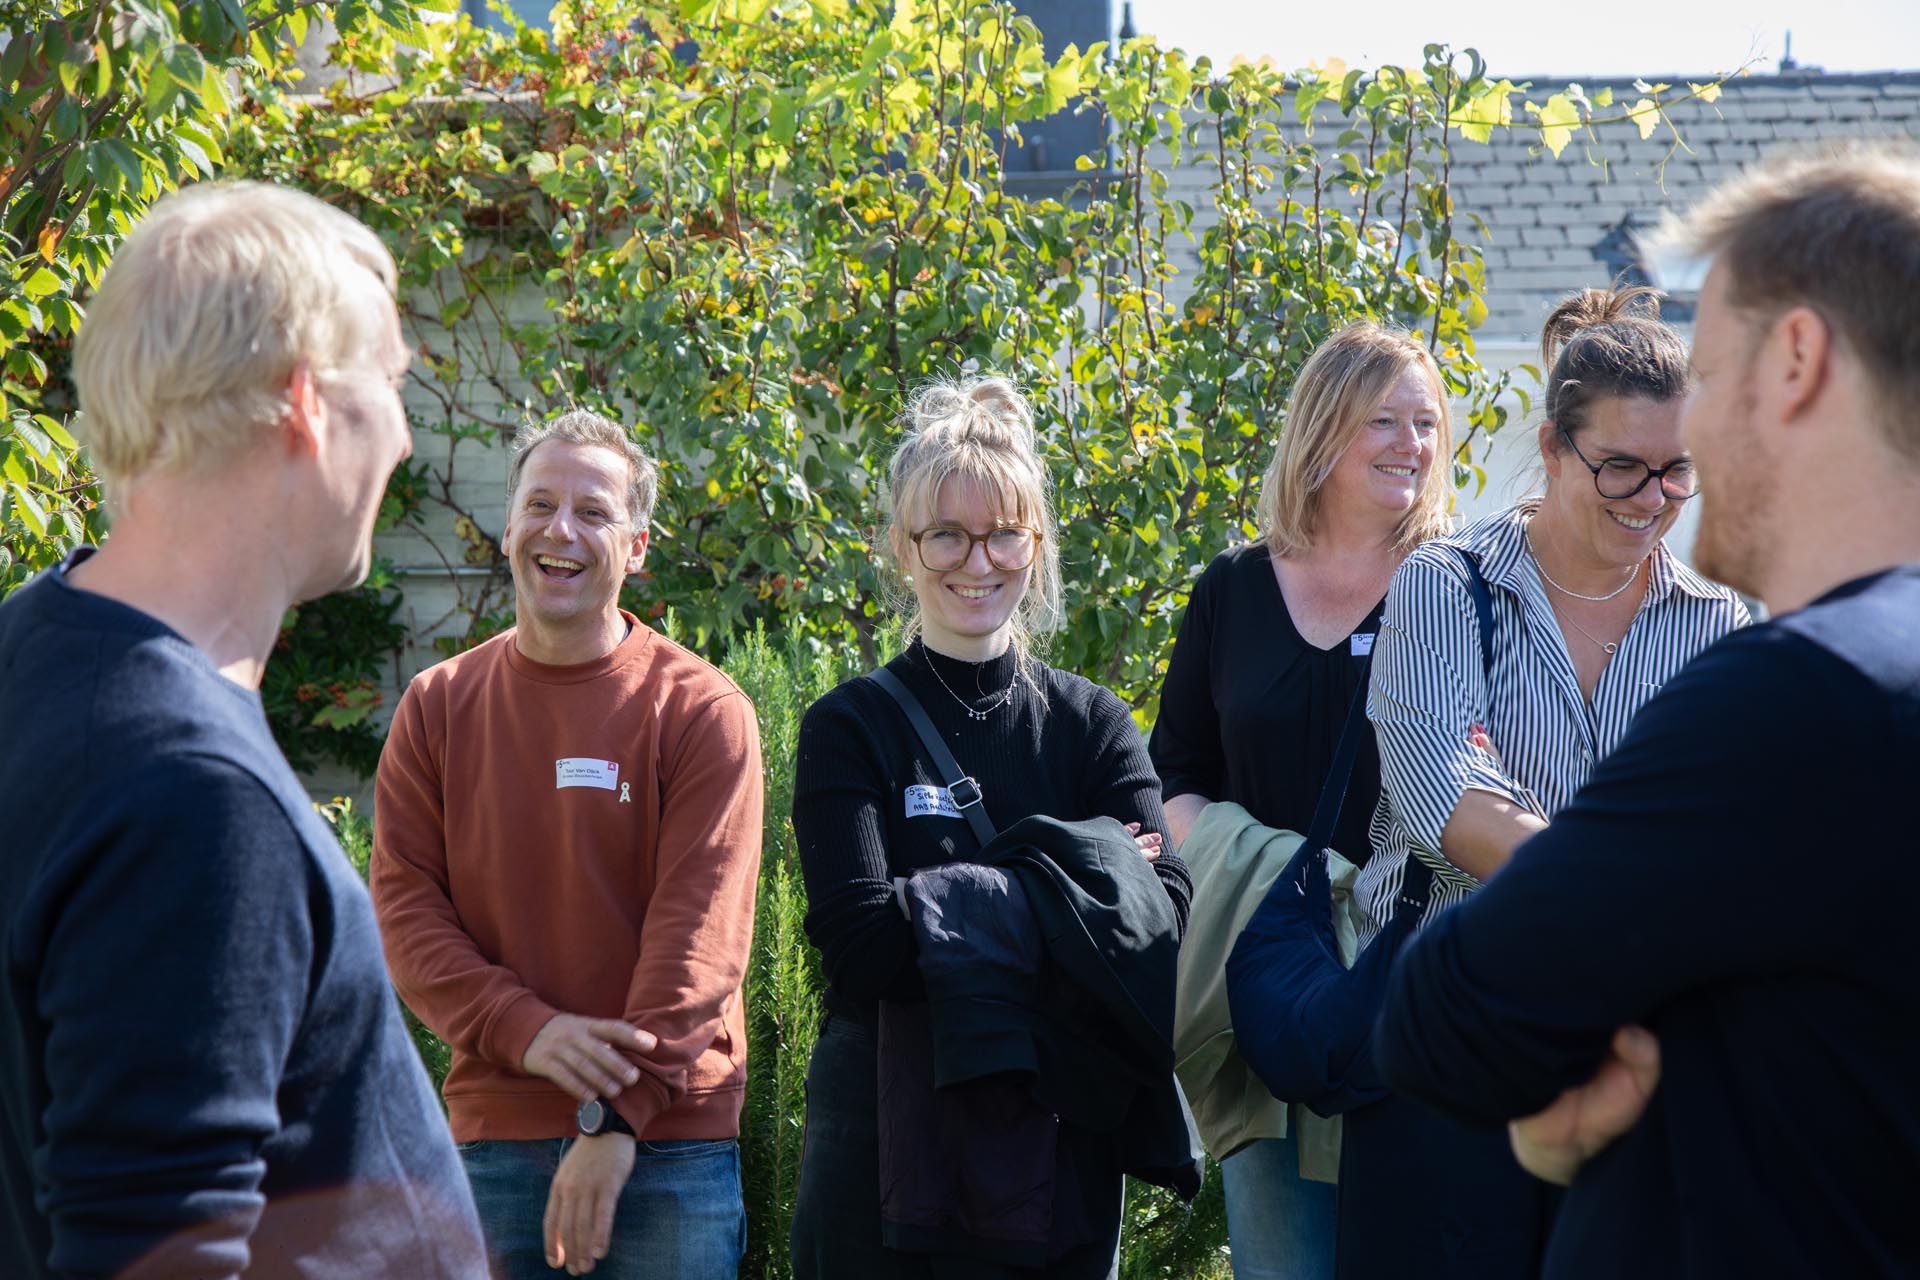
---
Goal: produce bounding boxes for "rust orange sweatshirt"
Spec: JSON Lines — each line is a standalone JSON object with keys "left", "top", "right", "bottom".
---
{"left": 370, "top": 616, "right": 762, "bottom": 1143}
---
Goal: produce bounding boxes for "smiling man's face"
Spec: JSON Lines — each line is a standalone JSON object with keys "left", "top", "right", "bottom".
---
{"left": 501, "top": 439, "right": 647, "bottom": 639}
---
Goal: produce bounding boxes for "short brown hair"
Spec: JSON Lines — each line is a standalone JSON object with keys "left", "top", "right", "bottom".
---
{"left": 506, "top": 409, "right": 659, "bottom": 529}
{"left": 1258, "top": 324, "right": 1454, "bottom": 557}
{"left": 1539, "top": 285, "right": 1691, "bottom": 449}
{"left": 1681, "top": 143, "right": 1920, "bottom": 459}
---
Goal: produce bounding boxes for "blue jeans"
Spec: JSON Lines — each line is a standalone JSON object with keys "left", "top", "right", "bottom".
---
{"left": 459, "top": 1137, "right": 744, "bottom": 1280}
{"left": 1220, "top": 1129, "right": 1337, "bottom": 1280}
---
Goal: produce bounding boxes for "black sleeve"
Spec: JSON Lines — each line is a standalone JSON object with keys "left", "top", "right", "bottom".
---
{"left": 792, "top": 690, "right": 924, "bottom": 1004}
{"left": 37, "top": 759, "right": 312, "bottom": 1279}
{"left": 1147, "top": 557, "right": 1227, "bottom": 804}
{"left": 1087, "top": 686, "right": 1193, "bottom": 938}
{"left": 1376, "top": 630, "right": 1877, "bottom": 1125}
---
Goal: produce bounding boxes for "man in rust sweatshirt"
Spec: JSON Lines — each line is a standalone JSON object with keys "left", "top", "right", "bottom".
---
{"left": 371, "top": 409, "right": 763, "bottom": 1280}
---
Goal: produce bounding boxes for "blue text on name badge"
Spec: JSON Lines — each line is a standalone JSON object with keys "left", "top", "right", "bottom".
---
{"left": 904, "top": 784, "right": 963, "bottom": 819}
{"left": 1350, "top": 632, "right": 1377, "bottom": 656}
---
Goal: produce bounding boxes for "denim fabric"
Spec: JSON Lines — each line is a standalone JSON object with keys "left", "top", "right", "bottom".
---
{"left": 1220, "top": 1131, "right": 1336, "bottom": 1280}
{"left": 460, "top": 1135, "right": 744, "bottom": 1280}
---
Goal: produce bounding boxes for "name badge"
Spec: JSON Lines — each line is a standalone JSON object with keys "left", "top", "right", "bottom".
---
{"left": 1350, "top": 632, "right": 1377, "bottom": 656}
{"left": 904, "top": 784, "right": 963, "bottom": 819}
{"left": 556, "top": 758, "right": 621, "bottom": 791}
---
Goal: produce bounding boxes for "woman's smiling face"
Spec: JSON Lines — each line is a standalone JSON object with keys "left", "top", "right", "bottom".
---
{"left": 905, "top": 474, "right": 1033, "bottom": 658}
{"left": 1541, "top": 395, "right": 1688, "bottom": 568}
{"left": 1319, "top": 363, "right": 1441, "bottom": 525}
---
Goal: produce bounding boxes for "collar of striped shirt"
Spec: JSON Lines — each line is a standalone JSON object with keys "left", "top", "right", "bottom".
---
{"left": 1446, "top": 498, "right": 1727, "bottom": 608}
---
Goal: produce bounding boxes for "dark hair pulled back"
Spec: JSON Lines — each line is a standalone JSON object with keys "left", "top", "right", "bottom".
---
{"left": 1540, "top": 285, "right": 1690, "bottom": 447}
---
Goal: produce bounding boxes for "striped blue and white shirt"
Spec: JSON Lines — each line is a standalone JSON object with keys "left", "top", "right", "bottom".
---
{"left": 1356, "top": 499, "right": 1750, "bottom": 941}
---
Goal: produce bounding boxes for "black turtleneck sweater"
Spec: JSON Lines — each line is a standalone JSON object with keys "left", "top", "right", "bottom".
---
{"left": 794, "top": 640, "right": 1190, "bottom": 1018}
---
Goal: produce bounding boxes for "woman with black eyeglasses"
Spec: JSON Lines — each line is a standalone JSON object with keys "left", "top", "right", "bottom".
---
{"left": 1339, "top": 287, "right": 1749, "bottom": 1277}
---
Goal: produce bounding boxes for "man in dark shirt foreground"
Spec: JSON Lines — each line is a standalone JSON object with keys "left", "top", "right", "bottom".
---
{"left": 0, "top": 184, "right": 487, "bottom": 1277}
{"left": 1378, "top": 145, "right": 1920, "bottom": 1277}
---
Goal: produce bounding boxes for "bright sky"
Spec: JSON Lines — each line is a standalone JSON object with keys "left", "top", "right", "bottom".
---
{"left": 1124, "top": 0, "right": 1920, "bottom": 79}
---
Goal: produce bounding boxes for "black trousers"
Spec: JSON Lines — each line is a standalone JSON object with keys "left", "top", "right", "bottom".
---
{"left": 788, "top": 1011, "right": 1120, "bottom": 1280}
{"left": 1335, "top": 1092, "right": 1560, "bottom": 1280}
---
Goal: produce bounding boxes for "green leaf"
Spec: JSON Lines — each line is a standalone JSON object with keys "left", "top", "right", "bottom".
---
{"left": 8, "top": 481, "right": 48, "bottom": 537}
{"left": 37, "top": 415, "right": 77, "bottom": 450}
{"left": 174, "top": 133, "right": 214, "bottom": 177}
{"left": 1628, "top": 98, "right": 1658, "bottom": 140}
{"left": 164, "top": 43, "right": 207, "bottom": 99}
{"left": 21, "top": 269, "right": 61, "bottom": 301}
{"left": 100, "top": 138, "right": 146, "bottom": 191}
{"left": 13, "top": 417, "right": 53, "bottom": 460}
{"left": 1529, "top": 92, "right": 1579, "bottom": 158}
{"left": 1043, "top": 58, "right": 1080, "bottom": 115}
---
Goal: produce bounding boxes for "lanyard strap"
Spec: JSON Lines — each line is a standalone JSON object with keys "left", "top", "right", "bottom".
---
{"left": 869, "top": 667, "right": 999, "bottom": 848}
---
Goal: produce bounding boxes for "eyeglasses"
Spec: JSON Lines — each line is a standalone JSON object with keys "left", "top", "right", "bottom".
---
{"left": 1560, "top": 426, "right": 1700, "bottom": 501}
{"left": 909, "top": 524, "right": 1040, "bottom": 572}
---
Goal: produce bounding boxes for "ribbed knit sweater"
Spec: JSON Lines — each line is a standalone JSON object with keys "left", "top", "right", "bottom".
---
{"left": 793, "top": 639, "right": 1190, "bottom": 1018}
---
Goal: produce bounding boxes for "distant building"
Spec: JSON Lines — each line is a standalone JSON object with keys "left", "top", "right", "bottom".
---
{"left": 1157, "top": 69, "right": 1920, "bottom": 533}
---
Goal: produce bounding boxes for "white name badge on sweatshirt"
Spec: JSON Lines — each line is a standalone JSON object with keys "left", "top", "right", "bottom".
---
{"left": 1350, "top": 632, "right": 1377, "bottom": 656}
{"left": 556, "top": 757, "right": 621, "bottom": 791}
{"left": 904, "top": 784, "right": 963, "bottom": 819}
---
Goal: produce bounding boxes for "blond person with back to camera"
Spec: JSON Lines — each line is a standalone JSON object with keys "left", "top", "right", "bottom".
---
{"left": 0, "top": 182, "right": 487, "bottom": 1279}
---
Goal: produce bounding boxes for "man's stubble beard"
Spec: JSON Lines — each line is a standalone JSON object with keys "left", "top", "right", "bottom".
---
{"left": 1691, "top": 382, "right": 1777, "bottom": 602}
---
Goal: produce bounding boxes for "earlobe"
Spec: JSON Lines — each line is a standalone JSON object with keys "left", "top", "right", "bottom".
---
{"left": 625, "top": 529, "right": 650, "bottom": 575}
{"left": 1537, "top": 421, "right": 1561, "bottom": 480}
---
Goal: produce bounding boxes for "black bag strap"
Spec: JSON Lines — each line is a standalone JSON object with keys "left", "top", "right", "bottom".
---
{"left": 1393, "top": 546, "right": 1497, "bottom": 915}
{"left": 1306, "top": 545, "right": 1497, "bottom": 917}
{"left": 869, "top": 667, "right": 998, "bottom": 848}
{"left": 1304, "top": 657, "right": 1375, "bottom": 853}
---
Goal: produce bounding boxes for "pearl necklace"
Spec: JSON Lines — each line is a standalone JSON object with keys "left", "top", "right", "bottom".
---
{"left": 923, "top": 645, "right": 1018, "bottom": 721}
{"left": 1524, "top": 530, "right": 1641, "bottom": 603}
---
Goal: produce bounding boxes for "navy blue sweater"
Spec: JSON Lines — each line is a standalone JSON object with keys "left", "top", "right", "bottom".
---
{"left": 0, "top": 555, "right": 485, "bottom": 1279}
{"left": 1378, "top": 566, "right": 1920, "bottom": 1278}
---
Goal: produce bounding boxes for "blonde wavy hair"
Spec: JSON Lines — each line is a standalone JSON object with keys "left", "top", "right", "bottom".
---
{"left": 1257, "top": 323, "right": 1454, "bottom": 557}
{"left": 883, "top": 374, "right": 1063, "bottom": 680}
{"left": 73, "top": 181, "right": 399, "bottom": 488}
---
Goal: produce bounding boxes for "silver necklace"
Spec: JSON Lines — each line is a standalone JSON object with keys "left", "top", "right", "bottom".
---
{"left": 1525, "top": 530, "right": 1641, "bottom": 603}
{"left": 924, "top": 647, "right": 1017, "bottom": 721}
{"left": 1552, "top": 605, "right": 1624, "bottom": 657}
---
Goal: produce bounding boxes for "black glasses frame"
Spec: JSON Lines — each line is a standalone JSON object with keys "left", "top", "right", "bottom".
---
{"left": 1559, "top": 426, "right": 1700, "bottom": 501}
{"left": 909, "top": 524, "right": 1040, "bottom": 572}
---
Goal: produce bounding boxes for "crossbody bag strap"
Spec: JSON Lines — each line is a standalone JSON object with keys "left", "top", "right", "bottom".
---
{"left": 1304, "top": 656, "right": 1375, "bottom": 853}
{"left": 1397, "top": 546, "right": 1499, "bottom": 915}
{"left": 1453, "top": 545, "right": 1495, "bottom": 681}
{"left": 869, "top": 667, "right": 998, "bottom": 847}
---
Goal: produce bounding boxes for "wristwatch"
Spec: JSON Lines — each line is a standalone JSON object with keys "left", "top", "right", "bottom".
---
{"left": 576, "top": 1097, "right": 636, "bottom": 1138}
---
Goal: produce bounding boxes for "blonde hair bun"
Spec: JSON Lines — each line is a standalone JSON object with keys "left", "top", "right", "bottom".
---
{"left": 883, "top": 373, "right": 1063, "bottom": 678}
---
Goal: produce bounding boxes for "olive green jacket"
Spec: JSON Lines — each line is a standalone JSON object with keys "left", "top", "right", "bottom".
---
{"left": 1171, "top": 801, "right": 1365, "bottom": 1183}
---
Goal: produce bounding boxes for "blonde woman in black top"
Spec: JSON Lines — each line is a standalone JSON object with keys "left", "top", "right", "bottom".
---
{"left": 790, "top": 375, "right": 1192, "bottom": 1278}
{"left": 1150, "top": 324, "right": 1452, "bottom": 1280}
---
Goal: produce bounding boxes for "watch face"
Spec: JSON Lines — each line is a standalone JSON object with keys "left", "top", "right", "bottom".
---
{"left": 577, "top": 1098, "right": 607, "bottom": 1134}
